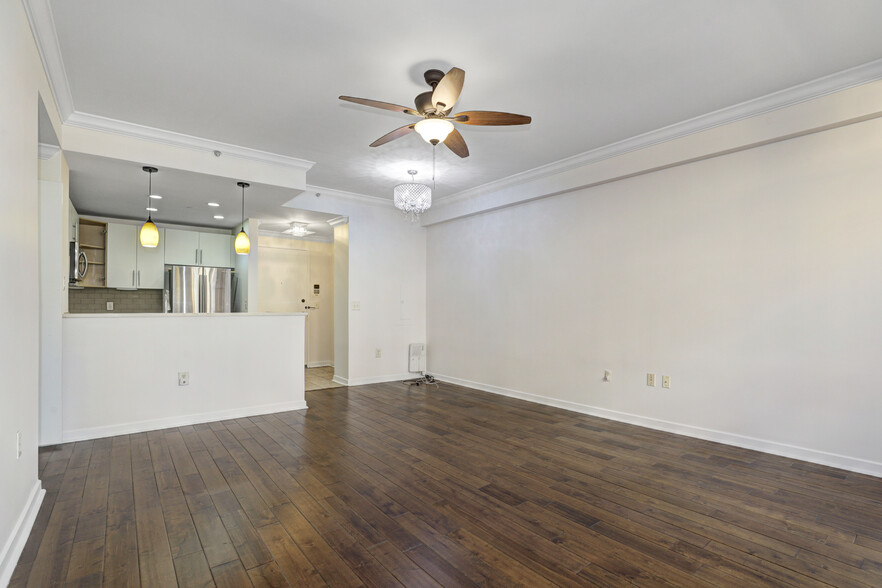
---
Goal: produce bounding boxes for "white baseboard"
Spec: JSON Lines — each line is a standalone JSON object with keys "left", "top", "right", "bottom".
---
{"left": 0, "top": 481, "right": 45, "bottom": 587}
{"left": 60, "top": 400, "right": 308, "bottom": 443}
{"left": 434, "top": 373, "right": 882, "bottom": 479}
{"left": 306, "top": 361, "right": 334, "bottom": 368}
{"left": 331, "top": 375, "right": 348, "bottom": 386}
{"left": 345, "top": 373, "right": 415, "bottom": 387}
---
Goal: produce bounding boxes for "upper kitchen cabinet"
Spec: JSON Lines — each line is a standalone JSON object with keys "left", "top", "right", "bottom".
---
{"left": 198, "top": 232, "right": 232, "bottom": 267}
{"left": 106, "top": 223, "right": 166, "bottom": 289}
{"left": 165, "top": 229, "right": 232, "bottom": 268}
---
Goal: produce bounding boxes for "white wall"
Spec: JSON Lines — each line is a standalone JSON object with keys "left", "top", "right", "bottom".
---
{"left": 62, "top": 314, "right": 306, "bottom": 441}
{"left": 427, "top": 113, "right": 882, "bottom": 476}
{"left": 0, "top": 2, "right": 59, "bottom": 583}
{"left": 334, "top": 223, "right": 349, "bottom": 381}
{"left": 38, "top": 180, "right": 64, "bottom": 446}
{"left": 286, "top": 192, "right": 426, "bottom": 385}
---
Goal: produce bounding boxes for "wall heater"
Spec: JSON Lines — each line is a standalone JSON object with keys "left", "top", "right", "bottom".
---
{"left": 408, "top": 343, "right": 426, "bottom": 373}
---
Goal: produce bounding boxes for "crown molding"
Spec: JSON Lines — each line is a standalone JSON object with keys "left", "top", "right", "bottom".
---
{"left": 22, "top": 0, "right": 74, "bottom": 119}
{"left": 300, "top": 185, "right": 392, "bottom": 208}
{"left": 38, "top": 142, "right": 60, "bottom": 160}
{"left": 436, "top": 57, "right": 882, "bottom": 207}
{"left": 65, "top": 112, "right": 315, "bottom": 172}
{"left": 326, "top": 216, "right": 349, "bottom": 227}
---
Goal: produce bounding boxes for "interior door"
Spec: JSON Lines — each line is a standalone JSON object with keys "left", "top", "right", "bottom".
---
{"left": 258, "top": 247, "right": 311, "bottom": 364}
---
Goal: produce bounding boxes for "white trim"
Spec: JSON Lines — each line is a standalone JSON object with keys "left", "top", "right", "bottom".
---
{"left": 258, "top": 230, "right": 332, "bottom": 244}
{"left": 326, "top": 216, "right": 349, "bottom": 227}
{"left": 306, "top": 361, "right": 334, "bottom": 368}
{"left": 332, "top": 375, "right": 349, "bottom": 386}
{"left": 345, "top": 373, "right": 415, "bottom": 387}
{"left": 21, "top": 0, "right": 74, "bottom": 119}
{"left": 433, "top": 374, "right": 882, "bottom": 479}
{"left": 301, "top": 185, "right": 392, "bottom": 208}
{"left": 37, "top": 143, "right": 60, "bottom": 160}
{"left": 65, "top": 112, "right": 315, "bottom": 172}
{"left": 60, "top": 400, "right": 308, "bottom": 443}
{"left": 0, "top": 481, "right": 45, "bottom": 587}
{"left": 435, "top": 58, "right": 882, "bottom": 207}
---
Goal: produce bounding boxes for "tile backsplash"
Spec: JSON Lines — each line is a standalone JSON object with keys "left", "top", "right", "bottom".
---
{"left": 68, "top": 288, "right": 163, "bottom": 313}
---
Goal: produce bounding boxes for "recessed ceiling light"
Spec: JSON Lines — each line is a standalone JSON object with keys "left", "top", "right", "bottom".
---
{"left": 213, "top": 215, "right": 224, "bottom": 220}
{"left": 146, "top": 207, "right": 158, "bottom": 212}
{"left": 208, "top": 202, "right": 220, "bottom": 207}
{"left": 149, "top": 194, "right": 162, "bottom": 199}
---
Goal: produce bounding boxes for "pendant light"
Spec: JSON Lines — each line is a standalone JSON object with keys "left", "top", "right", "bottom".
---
{"left": 140, "top": 166, "right": 160, "bottom": 247}
{"left": 234, "top": 181, "right": 250, "bottom": 255}
{"left": 393, "top": 170, "right": 432, "bottom": 220}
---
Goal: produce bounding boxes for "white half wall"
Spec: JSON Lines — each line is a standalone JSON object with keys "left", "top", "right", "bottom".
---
{"left": 61, "top": 314, "right": 306, "bottom": 441}
{"left": 427, "top": 111, "right": 882, "bottom": 476}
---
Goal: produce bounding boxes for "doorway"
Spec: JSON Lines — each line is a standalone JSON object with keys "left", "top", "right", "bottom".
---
{"left": 257, "top": 232, "right": 340, "bottom": 390}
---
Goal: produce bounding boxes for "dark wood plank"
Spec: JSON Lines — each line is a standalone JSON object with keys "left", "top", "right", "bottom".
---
{"left": 173, "top": 551, "right": 215, "bottom": 588}
{"left": 16, "top": 381, "right": 882, "bottom": 587}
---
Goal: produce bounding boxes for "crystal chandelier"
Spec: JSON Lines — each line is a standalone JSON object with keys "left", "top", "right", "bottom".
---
{"left": 393, "top": 170, "right": 432, "bottom": 221}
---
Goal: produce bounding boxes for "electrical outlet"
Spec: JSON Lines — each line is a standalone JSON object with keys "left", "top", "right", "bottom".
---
{"left": 351, "top": 301, "right": 361, "bottom": 311}
{"left": 375, "top": 348, "right": 382, "bottom": 358}
{"left": 178, "top": 372, "right": 190, "bottom": 386}
{"left": 603, "top": 370, "right": 611, "bottom": 382}
{"left": 647, "top": 373, "right": 656, "bottom": 387}
{"left": 16, "top": 431, "right": 22, "bottom": 459}
{"left": 106, "top": 301, "right": 114, "bottom": 311}
{"left": 662, "top": 375, "right": 671, "bottom": 389}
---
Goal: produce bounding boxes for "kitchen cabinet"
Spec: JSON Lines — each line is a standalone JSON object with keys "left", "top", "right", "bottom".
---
{"left": 106, "top": 223, "right": 166, "bottom": 289}
{"left": 78, "top": 219, "right": 106, "bottom": 287}
{"left": 165, "top": 228, "right": 232, "bottom": 267}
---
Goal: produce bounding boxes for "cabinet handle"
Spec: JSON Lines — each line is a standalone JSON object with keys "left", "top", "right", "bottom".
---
{"left": 195, "top": 250, "right": 198, "bottom": 264}
{"left": 132, "top": 270, "right": 135, "bottom": 286}
{"left": 137, "top": 270, "right": 140, "bottom": 287}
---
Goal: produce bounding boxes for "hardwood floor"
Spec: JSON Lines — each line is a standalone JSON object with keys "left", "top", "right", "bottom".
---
{"left": 12, "top": 381, "right": 882, "bottom": 587}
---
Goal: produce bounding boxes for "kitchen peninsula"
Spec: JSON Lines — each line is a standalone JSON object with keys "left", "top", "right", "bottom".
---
{"left": 55, "top": 312, "right": 306, "bottom": 443}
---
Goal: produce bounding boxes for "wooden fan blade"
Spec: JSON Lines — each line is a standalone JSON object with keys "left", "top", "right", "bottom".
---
{"left": 451, "top": 111, "right": 532, "bottom": 126}
{"left": 370, "top": 124, "right": 416, "bottom": 147}
{"left": 339, "top": 96, "right": 420, "bottom": 117}
{"left": 443, "top": 128, "right": 469, "bottom": 158}
{"left": 431, "top": 67, "right": 465, "bottom": 112}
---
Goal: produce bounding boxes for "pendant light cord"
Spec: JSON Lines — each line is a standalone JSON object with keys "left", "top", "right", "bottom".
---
{"left": 146, "top": 170, "right": 152, "bottom": 221}
{"left": 432, "top": 145, "right": 436, "bottom": 191}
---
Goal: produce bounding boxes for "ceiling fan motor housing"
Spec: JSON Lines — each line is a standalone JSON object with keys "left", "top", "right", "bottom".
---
{"left": 414, "top": 91, "right": 435, "bottom": 115}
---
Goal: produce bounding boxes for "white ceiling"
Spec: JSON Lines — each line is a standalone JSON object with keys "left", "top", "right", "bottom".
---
{"left": 43, "top": 0, "right": 882, "bottom": 219}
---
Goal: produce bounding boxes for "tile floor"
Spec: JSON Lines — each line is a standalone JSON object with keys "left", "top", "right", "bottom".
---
{"left": 305, "top": 366, "right": 342, "bottom": 391}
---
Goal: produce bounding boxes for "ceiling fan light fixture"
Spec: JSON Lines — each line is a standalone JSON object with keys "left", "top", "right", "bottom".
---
{"left": 414, "top": 118, "right": 454, "bottom": 145}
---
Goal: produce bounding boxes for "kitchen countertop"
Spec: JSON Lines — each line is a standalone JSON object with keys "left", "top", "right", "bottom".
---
{"left": 63, "top": 312, "right": 307, "bottom": 318}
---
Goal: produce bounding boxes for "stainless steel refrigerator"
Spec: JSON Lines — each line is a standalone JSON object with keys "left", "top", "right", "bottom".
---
{"left": 164, "top": 265, "right": 232, "bottom": 313}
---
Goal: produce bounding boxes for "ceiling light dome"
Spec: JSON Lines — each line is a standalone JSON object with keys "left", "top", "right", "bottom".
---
{"left": 414, "top": 118, "right": 454, "bottom": 145}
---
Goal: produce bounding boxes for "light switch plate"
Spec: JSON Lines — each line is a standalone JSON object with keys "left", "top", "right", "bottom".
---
{"left": 662, "top": 375, "right": 671, "bottom": 388}
{"left": 106, "top": 301, "right": 114, "bottom": 311}
{"left": 647, "top": 373, "right": 656, "bottom": 386}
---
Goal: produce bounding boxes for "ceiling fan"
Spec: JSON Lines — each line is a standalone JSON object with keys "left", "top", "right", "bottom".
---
{"left": 339, "top": 67, "right": 531, "bottom": 158}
